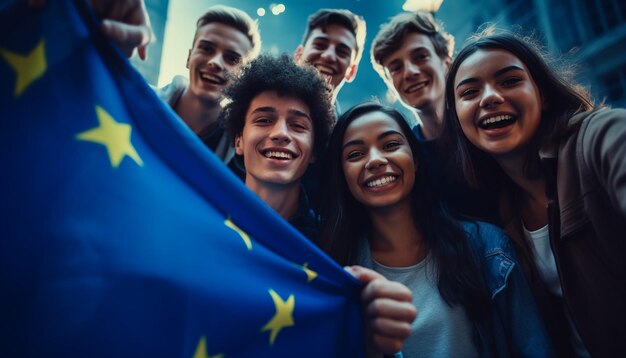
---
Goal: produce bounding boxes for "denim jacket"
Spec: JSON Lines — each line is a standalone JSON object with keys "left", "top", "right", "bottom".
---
{"left": 461, "top": 221, "right": 554, "bottom": 357}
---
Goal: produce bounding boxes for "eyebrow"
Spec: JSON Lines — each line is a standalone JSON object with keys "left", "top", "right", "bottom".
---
{"left": 455, "top": 65, "right": 525, "bottom": 89}
{"left": 196, "top": 39, "right": 243, "bottom": 57}
{"left": 250, "top": 107, "right": 312, "bottom": 121}
{"left": 342, "top": 130, "right": 404, "bottom": 150}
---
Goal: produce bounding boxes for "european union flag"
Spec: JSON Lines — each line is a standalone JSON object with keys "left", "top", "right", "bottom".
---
{"left": 0, "top": 0, "right": 364, "bottom": 356}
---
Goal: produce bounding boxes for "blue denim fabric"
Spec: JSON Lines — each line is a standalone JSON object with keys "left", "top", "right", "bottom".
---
{"left": 461, "top": 221, "right": 554, "bottom": 357}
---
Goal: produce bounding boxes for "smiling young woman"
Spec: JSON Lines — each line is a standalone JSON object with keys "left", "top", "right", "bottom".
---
{"left": 318, "top": 101, "right": 553, "bottom": 357}
{"left": 444, "top": 31, "right": 626, "bottom": 357}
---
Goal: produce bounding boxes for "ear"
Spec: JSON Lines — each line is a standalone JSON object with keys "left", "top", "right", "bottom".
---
{"left": 235, "top": 135, "right": 244, "bottom": 156}
{"left": 186, "top": 49, "right": 191, "bottom": 69}
{"left": 294, "top": 45, "right": 303, "bottom": 62}
{"left": 344, "top": 63, "right": 358, "bottom": 83}
{"left": 309, "top": 152, "right": 317, "bottom": 164}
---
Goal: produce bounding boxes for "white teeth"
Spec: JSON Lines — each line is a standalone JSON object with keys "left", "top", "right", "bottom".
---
{"left": 315, "top": 65, "right": 335, "bottom": 75}
{"left": 406, "top": 82, "right": 426, "bottom": 93}
{"left": 200, "top": 73, "right": 223, "bottom": 83}
{"left": 366, "top": 176, "right": 396, "bottom": 188}
{"left": 265, "top": 151, "right": 292, "bottom": 159}
{"left": 482, "top": 115, "right": 513, "bottom": 125}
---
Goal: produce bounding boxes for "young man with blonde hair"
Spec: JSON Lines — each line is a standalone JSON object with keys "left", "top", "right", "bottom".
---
{"left": 157, "top": 5, "right": 261, "bottom": 172}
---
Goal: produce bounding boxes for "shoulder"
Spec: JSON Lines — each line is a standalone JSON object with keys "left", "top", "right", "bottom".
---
{"left": 459, "top": 220, "right": 514, "bottom": 257}
{"left": 155, "top": 76, "right": 188, "bottom": 104}
{"left": 577, "top": 108, "right": 626, "bottom": 143}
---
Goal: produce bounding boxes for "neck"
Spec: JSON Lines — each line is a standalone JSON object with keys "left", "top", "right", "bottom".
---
{"left": 414, "top": 97, "right": 444, "bottom": 140}
{"left": 247, "top": 180, "right": 301, "bottom": 220}
{"left": 367, "top": 201, "right": 427, "bottom": 267}
{"left": 175, "top": 88, "right": 222, "bottom": 134}
{"left": 494, "top": 153, "right": 548, "bottom": 229}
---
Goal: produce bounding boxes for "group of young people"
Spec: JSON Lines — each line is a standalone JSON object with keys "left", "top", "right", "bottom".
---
{"left": 67, "top": 0, "right": 626, "bottom": 356}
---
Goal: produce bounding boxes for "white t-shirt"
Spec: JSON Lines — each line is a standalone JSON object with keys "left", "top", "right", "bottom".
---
{"left": 524, "top": 224, "right": 590, "bottom": 358}
{"left": 356, "top": 239, "right": 478, "bottom": 358}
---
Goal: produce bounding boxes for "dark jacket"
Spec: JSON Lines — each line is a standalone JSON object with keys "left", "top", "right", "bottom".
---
{"left": 541, "top": 108, "right": 626, "bottom": 357}
{"left": 504, "top": 108, "right": 626, "bottom": 357}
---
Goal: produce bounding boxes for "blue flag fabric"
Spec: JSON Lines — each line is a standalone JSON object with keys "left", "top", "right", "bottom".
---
{"left": 0, "top": 0, "right": 364, "bottom": 356}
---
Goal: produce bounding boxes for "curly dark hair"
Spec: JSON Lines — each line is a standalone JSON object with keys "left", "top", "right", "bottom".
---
{"left": 221, "top": 54, "right": 334, "bottom": 157}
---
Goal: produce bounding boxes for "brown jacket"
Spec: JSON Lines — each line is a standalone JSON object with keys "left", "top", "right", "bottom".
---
{"left": 505, "top": 108, "right": 626, "bottom": 357}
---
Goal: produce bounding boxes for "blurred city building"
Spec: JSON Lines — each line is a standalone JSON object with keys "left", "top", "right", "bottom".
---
{"left": 129, "top": 0, "right": 624, "bottom": 107}
{"left": 129, "top": 0, "right": 169, "bottom": 86}
{"left": 439, "top": 0, "right": 626, "bottom": 107}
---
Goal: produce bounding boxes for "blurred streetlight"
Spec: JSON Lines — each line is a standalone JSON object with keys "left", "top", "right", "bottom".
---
{"left": 257, "top": 8, "right": 266, "bottom": 16}
{"left": 402, "top": 0, "right": 443, "bottom": 13}
{"left": 270, "top": 3, "right": 286, "bottom": 16}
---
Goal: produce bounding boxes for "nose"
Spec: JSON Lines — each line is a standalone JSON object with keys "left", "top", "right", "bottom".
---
{"left": 480, "top": 84, "right": 504, "bottom": 108}
{"left": 403, "top": 61, "right": 421, "bottom": 80}
{"left": 269, "top": 119, "right": 291, "bottom": 144}
{"left": 365, "top": 148, "right": 388, "bottom": 171}
{"left": 319, "top": 46, "right": 337, "bottom": 62}
{"left": 207, "top": 53, "right": 225, "bottom": 70}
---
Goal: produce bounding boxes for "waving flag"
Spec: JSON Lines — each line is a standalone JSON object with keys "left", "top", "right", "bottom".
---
{"left": 0, "top": 0, "right": 364, "bottom": 356}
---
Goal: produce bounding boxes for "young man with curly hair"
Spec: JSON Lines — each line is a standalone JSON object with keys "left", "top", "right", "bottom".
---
{"left": 221, "top": 55, "right": 417, "bottom": 356}
{"left": 221, "top": 54, "right": 333, "bottom": 240}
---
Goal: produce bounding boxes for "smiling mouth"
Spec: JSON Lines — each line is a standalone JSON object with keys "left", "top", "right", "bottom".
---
{"left": 263, "top": 150, "right": 294, "bottom": 160}
{"left": 314, "top": 64, "right": 336, "bottom": 76}
{"left": 200, "top": 72, "right": 225, "bottom": 85}
{"left": 479, "top": 114, "right": 516, "bottom": 130}
{"left": 405, "top": 82, "right": 427, "bottom": 93}
{"left": 365, "top": 175, "right": 397, "bottom": 188}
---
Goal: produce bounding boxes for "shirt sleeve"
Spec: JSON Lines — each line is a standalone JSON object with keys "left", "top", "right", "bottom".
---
{"left": 580, "top": 108, "right": 626, "bottom": 217}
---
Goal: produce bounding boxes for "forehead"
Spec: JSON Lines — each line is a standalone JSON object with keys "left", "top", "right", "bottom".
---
{"left": 305, "top": 24, "right": 357, "bottom": 50}
{"left": 245, "top": 91, "right": 311, "bottom": 118}
{"left": 455, "top": 49, "right": 528, "bottom": 83}
{"left": 344, "top": 110, "right": 404, "bottom": 142}
{"left": 193, "top": 22, "right": 252, "bottom": 54}
{"left": 384, "top": 32, "right": 438, "bottom": 63}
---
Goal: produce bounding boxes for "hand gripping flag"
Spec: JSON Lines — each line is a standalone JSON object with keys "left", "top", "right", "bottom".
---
{"left": 0, "top": 1, "right": 364, "bottom": 356}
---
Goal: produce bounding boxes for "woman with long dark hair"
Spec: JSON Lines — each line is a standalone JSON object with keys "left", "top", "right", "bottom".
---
{"left": 444, "top": 31, "right": 626, "bottom": 357}
{"left": 319, "top": 101, "right": 552, "bottom": 357}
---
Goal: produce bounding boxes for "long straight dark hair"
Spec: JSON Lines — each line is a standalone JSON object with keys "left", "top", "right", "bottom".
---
{"left": 441, "top": 31, "right": 595, "bottom": 278}
{"left": 318, "top": 101, "right": 489, "bottom": 319}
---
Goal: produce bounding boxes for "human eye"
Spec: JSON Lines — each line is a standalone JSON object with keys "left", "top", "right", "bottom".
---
{"left": 291, "top": 121, "right": 310, "bottom": 132}
{"left": 253, "top": 116, "right": 272, "bottom": 125}
{"left": 312, "top": 40, "right": 327, "bottom": 50}
{"left": 383, "top": 140, "right": 402, "bottom": 151}
{"left": 196, "top": 42, "right": 213, "bottom": 53}
{"left": 413, "top": 51, "right": 430, "bottom": 62}
{"left": 337, "top": 47, "right": 352, "bottom": 59}
{"left": 387, "top": 62, "right": 401, "bottom": 74}
{"left": 346, "top": 150, "right": 363, "bottom": 160}
{"left": 501, "top": 77, "right": 521, "bottom": 87}
{"left": 225, "top": 54, "right": 241, "bottom": 65}
{"left": 458, "top": 87, "right": 478, "bottom": 99}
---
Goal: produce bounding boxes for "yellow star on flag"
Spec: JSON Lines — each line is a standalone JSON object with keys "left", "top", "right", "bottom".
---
{"left": 77, "top": 105, "right": 143, "bottom": 168}
{"left": 192, "top": 336, "right": 224, "bottom": 358}
{"left": 225, "top": 215, "right": 252, "bottom": 250}
{"left": 302, "top": 263, "right": 317, "bottom": 283}
{"left": 261, "top": 289, "right": 295, "bottom": 346}
{"left": 0, "top": 39, "right": 47, "bottom": 97}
